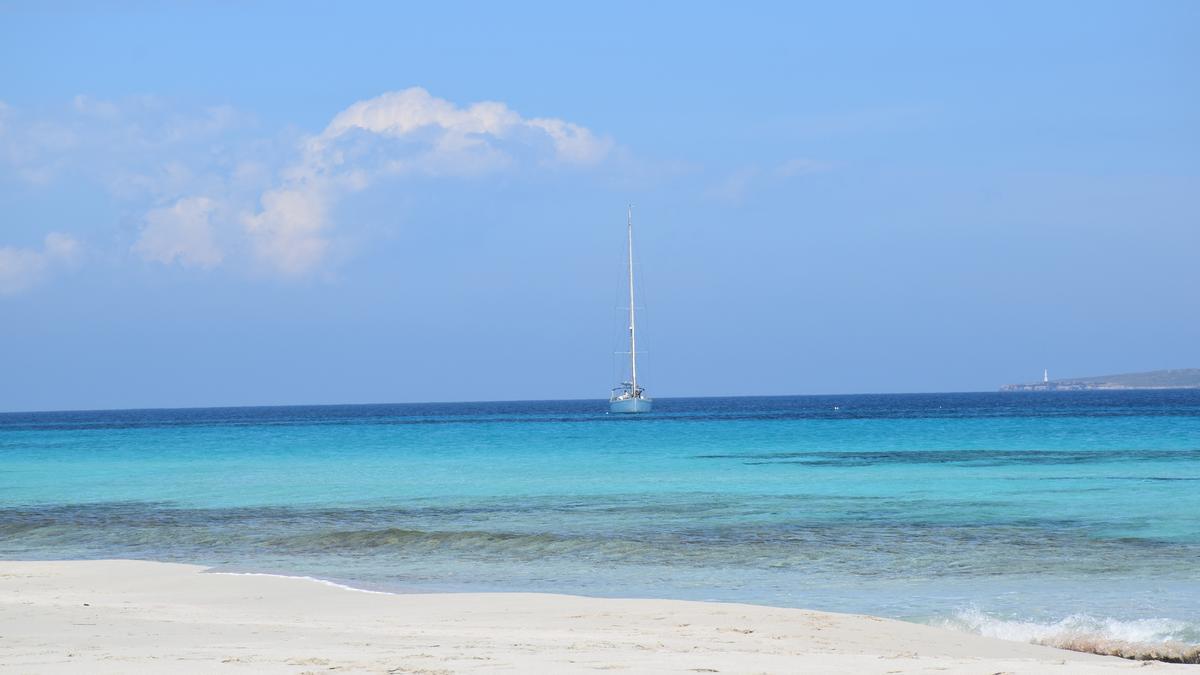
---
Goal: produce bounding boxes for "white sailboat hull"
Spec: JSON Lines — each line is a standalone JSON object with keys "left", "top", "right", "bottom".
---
{"left": 609, "top": 397, "right": 653, "bottom": 414}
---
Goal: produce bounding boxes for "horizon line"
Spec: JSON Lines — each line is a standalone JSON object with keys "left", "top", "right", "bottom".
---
{"left": 1, "top": 387, "right": 1167, "bottom": 416}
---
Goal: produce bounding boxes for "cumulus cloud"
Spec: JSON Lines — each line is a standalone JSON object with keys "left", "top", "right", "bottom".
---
{"left": 133, "top": 196, "right": 223, "bottom": 268}
{"left": 242, "top": 187, "right": 330, "bottom": 276}
{"left": 319, "top": 89, "right": 610, "bottom": 170}
{"left": 243, "top": 87, "right": 612, "bottom": 276}
{"left": 0, "top": 233, "right": 81, "bottom": 295}
{"left": 2, "top": 89, "right": 613, "bottom": 280}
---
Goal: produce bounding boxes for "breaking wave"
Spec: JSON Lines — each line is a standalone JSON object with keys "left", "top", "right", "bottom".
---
{"left": 940, "top": 607, "right": 1200, "bottom": 663}
{"left": 208, "top": 571, "right": 394, "bottom": 595}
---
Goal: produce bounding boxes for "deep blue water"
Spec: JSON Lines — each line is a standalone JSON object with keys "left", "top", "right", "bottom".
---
{"left": 2, "top": 391, "right": 1198, "bottom": 644}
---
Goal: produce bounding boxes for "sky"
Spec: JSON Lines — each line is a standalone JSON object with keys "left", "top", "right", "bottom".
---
{"left": 1, "top": 1, "right": 1197, "bottom": 411}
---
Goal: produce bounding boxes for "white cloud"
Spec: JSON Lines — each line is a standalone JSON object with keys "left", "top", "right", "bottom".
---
{"left": 244, "top": 87, "right": 612, "bottom": 276}
{"left": 324, "top": 90, "right": 519, "bottom": 141}
{"left": 242, "top": 187, "right": 329, "bottom": 276}
{"left": 317, "top": 88, "right": 611, "bottom": 170}
{"left": 2, "top": 89, "right": 613, "bottom": 279}
{"left": 0, "top": 233, "right": 81, "bottom": 295}
{"left": 133, "top": 196, "right": 223, "bottom": 268}
{"left": 526, "top": 117, "right": 611, "bottom": 164}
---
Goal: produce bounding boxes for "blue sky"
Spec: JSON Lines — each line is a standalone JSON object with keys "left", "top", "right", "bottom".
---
{"left": 1, "top": 2, "right": 1197, "bottom": 411}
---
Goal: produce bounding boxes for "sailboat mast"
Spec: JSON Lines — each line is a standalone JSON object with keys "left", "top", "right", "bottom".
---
{"left": 627, "top": 205, "right": 638, "bottom": 395}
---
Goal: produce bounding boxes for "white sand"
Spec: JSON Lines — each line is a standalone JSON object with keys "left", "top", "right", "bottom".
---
{"left": 0, "top": 560, "right": 1186, "bottom": 674}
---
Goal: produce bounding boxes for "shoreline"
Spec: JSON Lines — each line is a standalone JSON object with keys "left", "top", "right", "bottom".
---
{"left": 1, "top": 559, "right": 1190, "bottom": 674}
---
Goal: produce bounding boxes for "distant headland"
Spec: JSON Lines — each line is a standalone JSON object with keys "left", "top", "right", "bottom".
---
{"left": 1001, "top": 368, "right": 1200, "bottom": 391}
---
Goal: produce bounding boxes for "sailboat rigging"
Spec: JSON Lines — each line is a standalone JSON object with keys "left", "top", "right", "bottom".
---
{"left": 610, "top": 205, "right": 653, "bottom": 414}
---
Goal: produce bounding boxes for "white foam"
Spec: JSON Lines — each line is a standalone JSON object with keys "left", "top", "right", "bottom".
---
{"left": 938, "top": 606, "right": 1199, "bottom": 652}
{"left": 207, "top": 571, "right": 395, "bottom": 595}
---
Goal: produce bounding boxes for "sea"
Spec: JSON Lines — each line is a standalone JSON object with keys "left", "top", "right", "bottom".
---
{"left": 2, "top": 391, "right": 1198, "bottom": 651}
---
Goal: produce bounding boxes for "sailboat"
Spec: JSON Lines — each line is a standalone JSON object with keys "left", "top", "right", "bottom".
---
{"left": 610, "top": 206, "right": 653, "bottom": 414}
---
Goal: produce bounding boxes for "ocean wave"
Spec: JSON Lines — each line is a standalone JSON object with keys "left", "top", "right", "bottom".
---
{"left": 939, "top": 607, "right": 1200, "bottom": 663}
{"left": 207, "top": 571, "right": 394, "bottom": 595}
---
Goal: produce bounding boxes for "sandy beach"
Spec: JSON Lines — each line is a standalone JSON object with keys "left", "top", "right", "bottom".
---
{"left": 0, "top": 560, "right": 1187, "bottom": 674}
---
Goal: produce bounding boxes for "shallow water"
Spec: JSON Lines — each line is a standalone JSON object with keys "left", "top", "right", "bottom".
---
{"left": 2, "top": 392, "right": 1198, "bottom": 645}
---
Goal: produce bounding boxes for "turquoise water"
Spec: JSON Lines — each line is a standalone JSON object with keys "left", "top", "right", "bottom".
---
{"left": 2, "top": 392, "right": 1199, "bottom": 646}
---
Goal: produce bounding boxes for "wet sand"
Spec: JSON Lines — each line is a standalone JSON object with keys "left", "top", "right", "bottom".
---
{"left": 0, "top": 560, "right": 1187, "bottom": 674}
